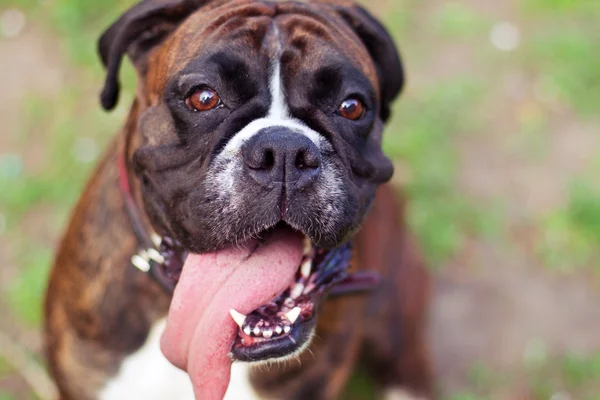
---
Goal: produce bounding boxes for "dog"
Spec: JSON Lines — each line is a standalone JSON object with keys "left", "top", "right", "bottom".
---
{"left": 44, "top": 0, "right": 432, "bottom": 399}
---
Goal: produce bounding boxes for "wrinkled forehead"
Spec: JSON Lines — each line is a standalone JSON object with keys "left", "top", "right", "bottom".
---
{"left": 147, "top": 0, "right": 378, "bottom": 94}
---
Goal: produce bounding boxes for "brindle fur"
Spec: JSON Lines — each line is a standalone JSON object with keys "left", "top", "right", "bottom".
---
{"left": 45, "top": 104, "right": 173, "bottom": 400}
{"left": 45, "top": 1, "right": 433, "bottom": 398}
{"left": 46, "top": 143, "right": 432, "bottom": 399}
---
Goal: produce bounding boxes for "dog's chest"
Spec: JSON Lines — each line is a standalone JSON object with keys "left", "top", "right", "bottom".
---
{"left": 98, "top": 320, "right": 263, "bottom": 400}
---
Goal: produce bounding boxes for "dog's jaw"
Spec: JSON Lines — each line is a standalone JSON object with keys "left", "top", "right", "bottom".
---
{"left": 228, "top": 239, "right": 352, "bottom": 362}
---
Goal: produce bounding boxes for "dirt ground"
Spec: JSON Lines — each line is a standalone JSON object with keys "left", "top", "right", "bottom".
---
{"left": 416, "top": 0, "right": 600, "bottom": 397}
{"left": 1, "top": 1, "right": 599, "bottom": 399}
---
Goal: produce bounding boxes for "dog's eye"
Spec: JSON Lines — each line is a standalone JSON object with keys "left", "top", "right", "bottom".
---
{"left": 338, "top": 98, "right": 365, "bottom": 120}
{"left": 185, "top": 88, "right": 221, "bottom": 112}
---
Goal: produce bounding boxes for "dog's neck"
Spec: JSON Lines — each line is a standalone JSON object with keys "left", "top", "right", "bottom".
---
{"left": 118, "top": 100, "right": 186, "bottom": 294}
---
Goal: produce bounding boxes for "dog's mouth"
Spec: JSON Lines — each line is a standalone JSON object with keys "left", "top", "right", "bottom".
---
{"left": 229, "top": 233, "right": 352, "bottom": 362}
{"left": 159, "top": 222, "right": 379, "bottom": 365}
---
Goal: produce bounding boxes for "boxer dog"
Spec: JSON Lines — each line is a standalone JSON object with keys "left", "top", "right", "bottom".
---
{"left": 44, "top": 0, "right": 432, "bottom": 399}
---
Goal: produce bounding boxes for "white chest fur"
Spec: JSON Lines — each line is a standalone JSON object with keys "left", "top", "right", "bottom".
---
{"left": 99, "top": 320, "right": 262, "bottom": 400}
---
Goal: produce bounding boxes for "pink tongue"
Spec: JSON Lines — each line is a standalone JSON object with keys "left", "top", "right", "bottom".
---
{"left": 161, "top": 229, "right": 303, "bottom": 399}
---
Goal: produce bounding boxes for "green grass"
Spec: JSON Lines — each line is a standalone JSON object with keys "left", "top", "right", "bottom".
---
{"left": 0, "top": 1, "right": 135, "bottom": 328}
{"left": 0, "top": 88, "right": 134, "bottom": 328}
{"left": 448, "top": 351, "right": 600, "bottom": 400}
{"left": 449, "top": 394, "right": 488, "bottom": 400}
{"left": 538, "top": 176, "right": 600, "bottom": 273}
{"left": 384, "top": 76, "right": 501, "bottom": 265}
{"left": 0, "top": 87, "right": 130, "bottom": 225}
{"left": 0, "top": 357, "right": 11, "bottom": 376}
{"left": 5, "top": 244, "right": 53, "bottom": 327}
{"left": 521, "top": 0, "right": 600, "bottom": 117}
{"left": 378, "top": 1, "right": 503, "bottom": 266}
{"left": 432, "top": 2, "right": 491, "bottom": 38}
{"left": 527, "top": 351, "right": 600, "bottom": 400}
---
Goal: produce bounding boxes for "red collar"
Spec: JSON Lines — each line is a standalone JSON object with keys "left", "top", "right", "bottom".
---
{"left": 118, "top": 151, "right": 184, "bottom": 294}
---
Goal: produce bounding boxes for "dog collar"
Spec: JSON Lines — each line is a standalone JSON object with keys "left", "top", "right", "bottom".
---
{"left": 118, "top": 151, "right": 184, "bottom": 295}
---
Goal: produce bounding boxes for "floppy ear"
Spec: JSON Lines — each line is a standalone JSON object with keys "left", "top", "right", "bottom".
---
{"left": 98, "top": 0, "right": 207, "bottom": 111}
{"left": 335, "top": 5, "right": 404, "bottom": 122}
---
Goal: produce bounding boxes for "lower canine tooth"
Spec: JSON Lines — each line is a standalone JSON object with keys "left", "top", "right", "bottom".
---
{"left": 263, "top": 329, "right": 273, "bottom": 339}
{"left": 291, "top": 283, "right": 304, "bottom": 299}
{"left": 300, "top": 259, "right": 312, "bottom": 279}
{"left": 229, "top": 309, "right": 247, "bottom": 328}
{"left": 284, "top": 307, "right": 302, "bottom": 324}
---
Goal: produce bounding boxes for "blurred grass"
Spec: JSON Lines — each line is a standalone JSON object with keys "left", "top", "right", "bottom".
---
{"left": 382, "top": 2, "right": 502, "bottom": 266}
{"left": 525, "top": 350, "right": 600, "bottom": 400}
{"left": 385, "top": 77, "right": 501, "bottom": 265}
{"left": 446, "top": 351, "right": 600, "bottom": 400}
{"left": 539, "top": 175, "right": 600, "bottom": 273}
{"left": 521, "top": 0, "right": 600, "bottom": 274}
{"left": 5, "top": 246, "right": 53, "bottom": 327}
{"left": 521, "top": 0, "right": 600, "bottom": 117}
{"left": 432, "top": 2, "right": 491, "bottom": 38}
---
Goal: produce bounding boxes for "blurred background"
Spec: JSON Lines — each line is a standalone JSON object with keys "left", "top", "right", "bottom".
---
{"left": 0, "top": 0, "right": 599, "bottom": 399}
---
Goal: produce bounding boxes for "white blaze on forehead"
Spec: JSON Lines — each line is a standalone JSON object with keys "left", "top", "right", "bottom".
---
{"left": 268, "top": 62, "right": 288, "bottom": 120}
{"left": 220, "top": 62, "right": 324, "bottom": 157}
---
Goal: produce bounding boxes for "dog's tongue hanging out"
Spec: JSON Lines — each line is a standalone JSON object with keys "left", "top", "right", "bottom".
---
{"left": 161, "top": 228, "right": 304, "bottom": 399}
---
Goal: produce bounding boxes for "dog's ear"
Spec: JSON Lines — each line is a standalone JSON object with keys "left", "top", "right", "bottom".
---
{"left": 99, "top": 0, "right": 207, "bottom": 111}
{"left": 335, "top": 5, "right": 404, "bottom": 122}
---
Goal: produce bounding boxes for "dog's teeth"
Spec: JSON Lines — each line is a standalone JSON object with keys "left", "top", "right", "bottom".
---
{"left": 275, "top": 326, "right": 283, "bottom": 335}
{"left": 291, "top": 283, "right": 304, "bottom": 299}
{"left": 284, "top": 307, "right": 302, "bottom": 324}
{"left": 131, "top": 255, "right": 151, "bottom": 272}
{"left": 283, "top": 325, "right": 291, "bottom": 334}
{"left": 263, "top": 329, "right": 273, "bottom": 339}
{"left": 303, "top": 237, "right": 312, "bottom": 255}
{"left": 147, "top": 248, "right": 165, "bottom": 264}
{"left": 300, "top": 259, "right": 312, "bottom": 279}
{"left": 229, "top": 309, "right": 247, "bottom": 329}
{"left": 253, "top": 326, "right": 261, "bottom": 336}
{"left": 243, "top": 326, "right": 252, "bottom": 336}
{"left": 151, "top": 233, "right": 162, "bottom": 248}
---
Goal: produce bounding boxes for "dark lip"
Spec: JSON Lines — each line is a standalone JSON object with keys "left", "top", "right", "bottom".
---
{"left": 155, "top": 224, "right": 358, "bottom": 362}
{"left": 231, "top": 313, "right": 317, "bottom": 362}
{"left": 229, "top": 243, "right": 353, "bottom": 362}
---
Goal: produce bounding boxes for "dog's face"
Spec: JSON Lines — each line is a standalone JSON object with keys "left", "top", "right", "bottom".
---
{"left": 100, "top": 0, "right": 403, "bottom": 364}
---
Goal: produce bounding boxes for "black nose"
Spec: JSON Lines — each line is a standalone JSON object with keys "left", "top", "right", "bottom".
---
{"left": 242, "top": 127, "right": 321, "bottom": 190}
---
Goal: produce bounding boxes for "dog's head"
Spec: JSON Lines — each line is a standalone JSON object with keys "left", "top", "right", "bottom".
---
{"left": 100, "top": 0, "right": 402, "bottom": 365}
